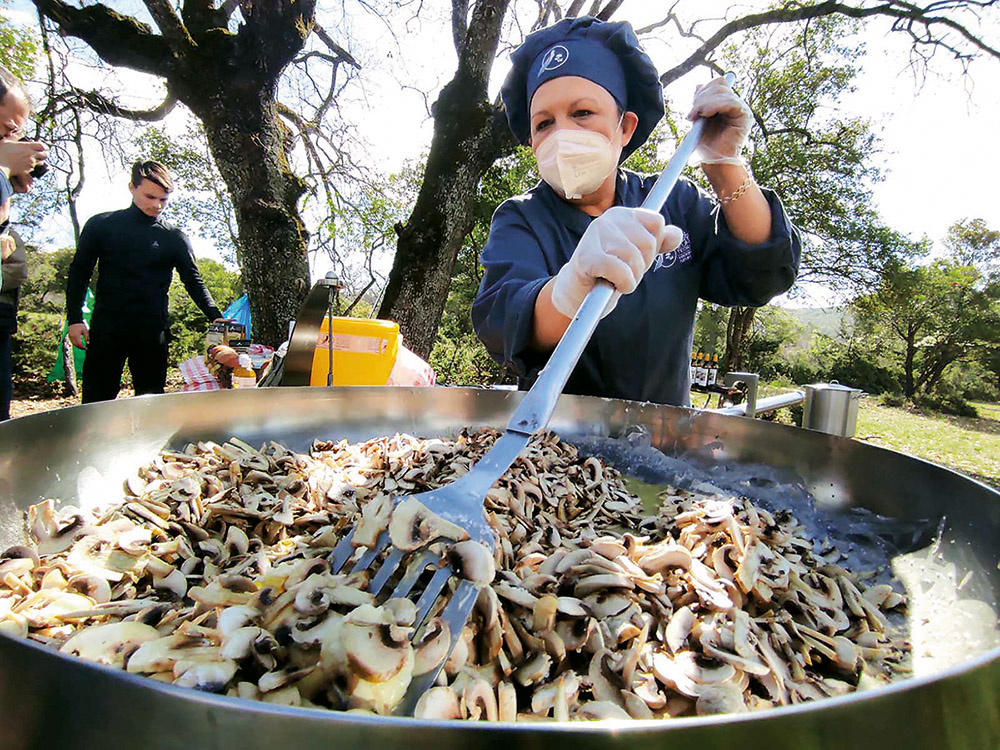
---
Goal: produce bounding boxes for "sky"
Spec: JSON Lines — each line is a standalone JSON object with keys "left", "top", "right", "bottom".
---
{"left": 5, "top": 0, "right": 1000, "bottom": 308}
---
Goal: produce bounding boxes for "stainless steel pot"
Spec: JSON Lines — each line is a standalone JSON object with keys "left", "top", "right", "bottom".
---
{"left": 1, "top": 387, "right": 997, "bottom": 749}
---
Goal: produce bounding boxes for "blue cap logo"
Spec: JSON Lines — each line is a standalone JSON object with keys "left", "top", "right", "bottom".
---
{"left": 538, "top": 45, "right": 569, "bottom": 75}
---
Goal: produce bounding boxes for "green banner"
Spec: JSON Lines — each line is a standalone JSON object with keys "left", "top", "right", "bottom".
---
{"left": 47, "top": 289, "right": 93, "bottom": 383}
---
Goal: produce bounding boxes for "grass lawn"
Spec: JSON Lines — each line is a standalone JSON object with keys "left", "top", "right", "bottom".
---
{"left": 855, "top": 400, "right": 1000, "bottom": 490}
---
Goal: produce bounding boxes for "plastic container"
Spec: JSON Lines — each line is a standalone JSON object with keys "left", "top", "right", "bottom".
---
{"left": 309, "top": 317, "right": 401, "bottom": 386}
{"left": 801, "top": 382, "right": 865, "bottom": 437}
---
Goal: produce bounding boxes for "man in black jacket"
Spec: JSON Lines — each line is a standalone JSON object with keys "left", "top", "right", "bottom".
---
{"left": 66, "top": 160, "right": 223, "bottom": 403}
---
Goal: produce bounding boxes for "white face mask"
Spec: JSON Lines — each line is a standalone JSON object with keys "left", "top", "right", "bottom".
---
{"left": 534, "top": 119, "right": 623, "bottom": 200}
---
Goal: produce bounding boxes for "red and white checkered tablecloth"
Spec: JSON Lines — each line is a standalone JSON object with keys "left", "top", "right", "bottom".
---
{"left": 179, "top": 344, "right": 275, "bottom": 392}
{"left": 178, "top": 355, "right": 221, "bottom": 391}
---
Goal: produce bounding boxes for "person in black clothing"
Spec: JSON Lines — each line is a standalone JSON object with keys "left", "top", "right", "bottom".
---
{"left": 66, "top": 160, "right": 223, "bottom": 403}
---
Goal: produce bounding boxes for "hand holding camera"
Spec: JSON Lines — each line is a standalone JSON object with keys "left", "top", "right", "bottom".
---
{"left": 0, "top": 138, "right": 47, "bottom": 182}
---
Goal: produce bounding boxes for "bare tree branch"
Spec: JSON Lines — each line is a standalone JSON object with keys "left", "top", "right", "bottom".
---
{"left": 658, "top": 1, "right": 1000, "bottom": 86}
{"left": 453, "top": 0, "right": 469, "bottom": 54}
{"left": 72, "top": 89, "right": 178, "bottom": 122}
{"left": 313, "top": 23, "right": 361, "bottom": 69}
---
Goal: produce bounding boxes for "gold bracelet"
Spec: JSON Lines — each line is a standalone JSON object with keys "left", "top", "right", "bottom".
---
{"left": 718, "top": 174, "right": 755, "bottom": 206}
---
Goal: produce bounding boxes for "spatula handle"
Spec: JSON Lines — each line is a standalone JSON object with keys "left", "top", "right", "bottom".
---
{"left": 507, "top": 73, "right": 735, "bottom": 435}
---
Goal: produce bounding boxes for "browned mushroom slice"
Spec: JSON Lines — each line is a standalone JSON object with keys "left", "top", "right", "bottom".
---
{"left": 462, "top": 677, "right": 499, "bottom": 721}
{"left": 353, "top": 494, "right": 393, "bottom": 549}
{"left": 341, "top": 606, "right": 412, "bottom": 682}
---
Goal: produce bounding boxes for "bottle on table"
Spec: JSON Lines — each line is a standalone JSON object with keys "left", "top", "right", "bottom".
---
{"left": 232, "top": 353, "right": 257, "bottom": 389}
{"left": 695, "top": 353, "right": 709, "bottom": 388}
{"left": 707, "top": 354, "right": 719, "bottom": 387}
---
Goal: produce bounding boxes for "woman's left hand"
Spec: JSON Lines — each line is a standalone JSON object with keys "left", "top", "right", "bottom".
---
{"left": 688, "top": 76, "right": 752, "bottom": 165}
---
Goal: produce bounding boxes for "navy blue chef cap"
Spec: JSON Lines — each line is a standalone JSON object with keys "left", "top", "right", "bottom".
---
{"left": 500, "top": 16, "right": 664, "bottom": 161}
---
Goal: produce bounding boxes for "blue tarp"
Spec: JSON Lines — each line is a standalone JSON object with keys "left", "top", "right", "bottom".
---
{"left": 224, "top": 294, "right": 252, "bottom": 340}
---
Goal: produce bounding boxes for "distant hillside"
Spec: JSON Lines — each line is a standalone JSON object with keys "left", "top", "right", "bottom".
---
{"left": 785, "top": 307, "right": 851, "bottom": 338}
{"left": 780, "top": 307, "right": 852, "bottom": 353}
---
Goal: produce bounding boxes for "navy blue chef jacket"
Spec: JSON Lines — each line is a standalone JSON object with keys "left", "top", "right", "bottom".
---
{"left": 472, "top": 170, "right": 801, "bottom": 407}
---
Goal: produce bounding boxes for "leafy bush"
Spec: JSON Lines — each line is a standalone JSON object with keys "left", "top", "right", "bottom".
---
{"left": 879, "top": 392, "right": 906, "bottom": 408}
{"left": 167, "top": 259, "right": 242, "bottom": 366}
{"left": 787, "top": 334, "right": 901, "bottom": 395}
{"left": 11, "top": 312, "right": 63, "bottom": 397}
{"left": 937, "top": 359, "right": 1000, "bottom": 403}
{"left": 915, "top": 391, "right": 978, "bottom": 418}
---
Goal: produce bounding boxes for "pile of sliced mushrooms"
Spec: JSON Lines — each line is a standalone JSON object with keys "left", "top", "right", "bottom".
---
{"left": 0, "top": 430, "right": 910, "bottom": 720}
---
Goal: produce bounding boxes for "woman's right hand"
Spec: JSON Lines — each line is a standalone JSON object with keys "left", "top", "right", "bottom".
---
{"left": 550, "top": 206, "right": 682, "bottom": 318}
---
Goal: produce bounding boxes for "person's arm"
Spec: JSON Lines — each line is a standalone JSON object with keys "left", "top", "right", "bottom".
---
{"left": 0, "top": 172, "right": 12, "bottom": 227}
{"left": 1, "top": 226, "right": 27, "bottom": 293}
{"left": 174, "top": 232, "right": 223, "bottom": 321}
{"left": 472, "top": 202, "right": 558, "bottom": 379}
{"left": 674, "top": 179, "right": 800, "bottom": 307}
{"left": 530, "top": 208, "right": 682, "bottom": 350}
{"left": 688, "top": 76, "right": 772, "bottom": 246}
{"left": 66, "top": 217, "right": 102, "bottom": 348}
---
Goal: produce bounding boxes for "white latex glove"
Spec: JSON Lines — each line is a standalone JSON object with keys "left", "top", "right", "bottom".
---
{"left": 550, "top": 206, "right": 684, "bottom": 318}
{"left": 688, "top": 76, "right": 752, "bottom": 166}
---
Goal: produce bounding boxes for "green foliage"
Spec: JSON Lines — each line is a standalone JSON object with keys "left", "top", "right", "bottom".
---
{"left": 428, "top": 147, "right": 539, "bottom": 386}
{"left": 19, "top": 245, "right": 76, "bottom": 314}
{"left": 742, "top": 307, "right": 800, "bottom": 380}
{"left": 134, "top": 123, "right": 240, "bottom": 265}
{"left": 0, "top": 4, "right": 38, "bottom": 82}
{"left": 167, "top": 259, "right": 242, "bottom": 365}
{"left": 693, "top": 303, "right": 728, "bottom": 359}
{"left": 853, "top": 254, "right": 1000, "bottom": 399}
{"left": 734, "top": 17, "right": 922, "bottom": 292}
{"left": 10, "top": 311, "right": 62, "bottom": 397}
{"left": 945, "top": 218, "right": 1000, "bottom": 278}
{"left": 787, "top": 333, "right": 902, "bottom": 395}
{"left": 914, "top": 389, "right": 979, "bottom": 419}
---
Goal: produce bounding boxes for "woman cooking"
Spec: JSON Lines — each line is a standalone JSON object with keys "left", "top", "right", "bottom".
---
{"left": 472, "top": 17, "right": 801, "bottom": 406}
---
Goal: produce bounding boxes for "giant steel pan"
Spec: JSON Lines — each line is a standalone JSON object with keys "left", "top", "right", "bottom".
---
{"left": 0, "top": 386, "right": 997, "bottom": 749}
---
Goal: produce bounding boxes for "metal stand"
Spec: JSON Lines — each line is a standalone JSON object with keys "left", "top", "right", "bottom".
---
{"left": 281, "top": 272, "right": 343, "bottom": 387}
{"left": 321, "top": 273, "right": 343, "bottom": 387}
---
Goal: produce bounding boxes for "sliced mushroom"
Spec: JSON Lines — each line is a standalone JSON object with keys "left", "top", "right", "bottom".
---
{"left": 448, "top": 541, "right": 496, "bottom": 586}
{"left": 341, "top": 606, "right": 411, "bottom": 682}
{"left": 414, "top": 685, "right": 462, "bottom": 720}
{"left": 413, "top": 617, "right": 451, "bottom": 675}
{"left": 388, "top": 498, "right": 469, "bottom": 551}
{"left": 59, "top": 621, "right": 160, "bottom": 668}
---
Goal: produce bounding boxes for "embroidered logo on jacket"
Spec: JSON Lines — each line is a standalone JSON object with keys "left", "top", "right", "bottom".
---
{"left": 151, "top": 241, "right": 160, "bottom": 250}
{"left": 651, "top": 231, "right": 691, "bottom": 271}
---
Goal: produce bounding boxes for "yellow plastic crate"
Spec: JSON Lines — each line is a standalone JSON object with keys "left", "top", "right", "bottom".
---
{"left": 309, "top": 317, "right": 400, "bottom": 386}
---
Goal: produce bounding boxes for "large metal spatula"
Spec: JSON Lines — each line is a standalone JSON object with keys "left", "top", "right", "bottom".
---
{"left": 326, "top": 87, "right": 728, "bottom": 716}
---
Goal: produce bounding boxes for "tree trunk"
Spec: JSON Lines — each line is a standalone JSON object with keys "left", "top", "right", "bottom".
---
{"left": 32, "top": 0, "right": 317, "bottom": 348}
{"left": 723, "top": 306, "right": 756, "bottom": 372}
{"left": 903, "top": 329, "right": 916, "bottom": 398}
{"left": 377, "top": 0, "right": 513, "bottom": 359}
{"left": 192, "top": 91, "right": 310, "bottom": 347}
